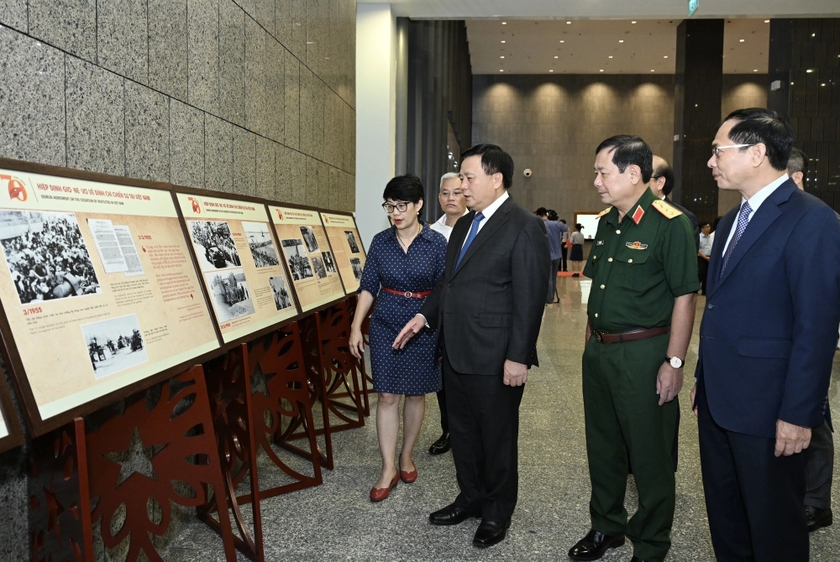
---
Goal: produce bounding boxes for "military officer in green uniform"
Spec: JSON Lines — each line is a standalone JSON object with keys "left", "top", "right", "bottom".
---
{"left": 568, "top": 135, "right": 699, "bottom": 562}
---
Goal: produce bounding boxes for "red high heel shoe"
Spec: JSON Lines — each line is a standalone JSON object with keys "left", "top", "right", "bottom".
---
{"left": 370, "top": 472, "right": 399, "bottom": 502}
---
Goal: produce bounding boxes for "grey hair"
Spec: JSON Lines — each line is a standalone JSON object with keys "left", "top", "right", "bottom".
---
{"left": 439, "top": 172, "right": 461, "bottom": 189}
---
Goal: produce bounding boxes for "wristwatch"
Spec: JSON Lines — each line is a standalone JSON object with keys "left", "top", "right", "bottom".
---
{"left": 666, "top": 356, "right": 684, "bottom": 369}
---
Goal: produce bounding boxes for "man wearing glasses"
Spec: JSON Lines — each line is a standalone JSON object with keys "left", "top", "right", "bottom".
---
{"left": 427, "top": 172, "right": 469, "bottom": 455}
{"left": 692, "top": 108, "right": 840, "bottom": 560}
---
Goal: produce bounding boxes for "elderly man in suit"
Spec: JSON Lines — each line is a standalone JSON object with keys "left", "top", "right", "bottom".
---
{"left": 691, "top": 108, "right": 840, "bottom": 560}
{"left": 395, "top": 143, "right": 550, "bottom": 548}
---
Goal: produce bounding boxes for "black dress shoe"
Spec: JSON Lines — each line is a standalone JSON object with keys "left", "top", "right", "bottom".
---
{"left": 428, "top": 433, "right": 451, "bottom": 455}
{"left": 429, "top": 503, "right": 472, "bottom": 526}
{"left": 806, "top": 505, "right": 833, "bottom": 532}
{"left": 629, "top": 557, "right": 648, "bottom": 562}
{"left": 472, "top": 518, "right": 511, "bottom": 548}
{"left": 568, "top": 529, "right": 626, "bottom": 561}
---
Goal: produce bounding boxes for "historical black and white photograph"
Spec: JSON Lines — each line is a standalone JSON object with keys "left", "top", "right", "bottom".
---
{"left": 345, "top": 230, "right": 360, "bottom": 253}
{"left": 269, "top": 276, "right": 293, "bottom": 311}
{"left": 311, "top": 255, "right": 327, "bottom": 279}
{"left": 242, "top": 221, "right": 279, "bottom": 268}
{"left": 188, "top": 220, "right": 242, "bottom": 270}
{"left": 322, "top": 251, "right": 337, "bottom": 274}
{"left": 81, "top": 314, "right": 148, "bottom": 380}
{"left": 205, "top": 268, "right": 255, "bottom": 322}
{"left": 0, "top": 210, "right": 102, "bottom": 305}
{"left": 299, "top": 225, "right": 319, "bottom": 253}
{"left": 281, "top": 239, "right": 313, "bottom": 281}
{"left": 350, "top": 257, "right": 363, "bottom": 282}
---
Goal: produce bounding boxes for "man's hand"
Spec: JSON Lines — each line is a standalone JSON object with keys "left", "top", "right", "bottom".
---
{"left": 503, "top": 360, "right": 528, "bottom": 386}
{"left": 393, "top": 314, "right": 426, "bottom": 349}
{"left": 656, "top": 362, "right": 683, "bottom": 406}
{"left": 775, "top": 420, "right": 812, "bottom": 457}
{"left": 690, "top": 383, "right": 698, "bottom": 417}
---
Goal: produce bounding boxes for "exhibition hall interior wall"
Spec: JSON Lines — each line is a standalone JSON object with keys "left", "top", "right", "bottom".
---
{"left": 0, "top": 0, "right": 357, "bottom": 558}
{"left": 472, "top": 74, "right": 767, "bottom": 224}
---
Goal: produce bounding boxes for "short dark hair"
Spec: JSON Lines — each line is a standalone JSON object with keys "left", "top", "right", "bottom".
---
{"left": 787, "top": 147, "right": 808, "bottom": 177}
{"left": 546, "top": 209, "right": 559, "bottom": 221}
{"left": 723, "top": 108, "right": 794, "bottom": 171}
{"left": 383, "top": 174, "right": 424, "bottom": 203}
{"left": 535, "top": 207, "right": 548, "bottom": 217}
{"left": 461, "top": 144, "right": 515, "bottom": 189}
{"left": 595, "top": 135, "right": 653, "bottom": 183}
{"left": 653, "top": 158, "right": 676, "bottom": 196}
{"left": 559, "top": 219, "right": 567, "bottom": 224}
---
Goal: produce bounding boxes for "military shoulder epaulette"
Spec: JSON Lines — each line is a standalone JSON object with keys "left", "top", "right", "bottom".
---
{"left": 597, "top": 206, "right": 612, "bottom": 218}
{"left": 651, "top": 199, "right": 683, "bottom": 219}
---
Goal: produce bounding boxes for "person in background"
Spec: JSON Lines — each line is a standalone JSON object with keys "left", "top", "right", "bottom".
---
{"left": 651, "top": 155, "right": 700, "bottom": 248}
{"left": 569, "top": 223, "right": 585, "bottom": 277}
{"left": 427, "top": 172, "right": 468, "bottom": 456}
{"left": 787, "top": 146, "right": 834, "bottom": 532}
{"left": 559, "top": 218, "right": 570, "bottom": 271}
{"left": 349, "top": 174, "right": 447, "bottom": 502}
{"left": 697, "top": 222, "right": 712, "bottom": 295}
{"left": 536, "top": 207, "right": 564, "bottom": 303}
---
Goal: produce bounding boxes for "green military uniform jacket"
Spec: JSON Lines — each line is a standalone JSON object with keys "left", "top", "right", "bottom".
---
{"left": 584, "top": 188, "right": 699, "bottom": 332}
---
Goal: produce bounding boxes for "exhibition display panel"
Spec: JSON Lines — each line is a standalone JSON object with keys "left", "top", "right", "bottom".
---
{"left": 319, "top": 212, "right": 367, "bottom": 294}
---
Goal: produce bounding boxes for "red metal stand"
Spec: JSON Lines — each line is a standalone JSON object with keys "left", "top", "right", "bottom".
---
{"left": 346, "top": 294, "right": 373, "bottom": 416}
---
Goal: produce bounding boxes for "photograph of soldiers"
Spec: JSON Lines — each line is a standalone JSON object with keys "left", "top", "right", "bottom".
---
{"left": 81, "top": 313, "right": 148, "bottom": 379}
{"left": 188, "top": 220, "right": 242, "bottom": 271}
{"left": 242, "top": 221, "right": 279, "bottom": 268}
{"left": 0, "top": 210, "right": 101, "bottom": 305}
{"left": 269, "top": 275, "right": 292, "bottom": 310}
{"left": 205, "top": 268, "right": 255, "bottom": 322}
{"left": 281, "top": 239, "right": 313, "bottom": 281}
{"left": 311, "top": 256, "right": 327, "bottom": 279}
{"left": 350, "top": 257, "right": 363, "bottom": 281}
{"left": 300, "top": 226, "right": 319, "bottom": 253}
{"left": 322, "top": 251, "right": 337, "bottom": 274}
{"left": 345, "top": 231, "right": 360, "bottom": 253}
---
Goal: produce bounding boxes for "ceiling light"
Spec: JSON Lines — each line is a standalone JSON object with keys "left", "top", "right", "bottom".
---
{"left": 631, "top": 20, "right": 637, "bottom": 24}
{"left": 753, "top": 69, "right": 758, "bottom": 72}
{"left": 502, "top": 21, "right": 507, "bottom": 25}
{"left": 764, "top": 19, "right": 770, "bottom": 23}
{"left": 651, "top": 69, "right": 655, "bottom": 72}
{"left": 566, "top": 21, "right": 571, "bottom": 24}
{"left": 501, "top": 40, "right": 506, "bottom": 43}
{"left": 739, "top": 39, "right": 745, "bottom": 42}
{"left": 619, "top": 40, "right": 624, "bottom": 43}
{"left": 806, "top": 69, "right": 814, "bottom": 73}
{"left": 821, "top": 83, "right": 826, "bottom": 86}
{"left": 559, "top": 40, "right": 565, "bottom": 43}
{"left": 500, "top": 55, "right": 505, "bottom": 59}
{"left": 663, "top": 55, "right": 668, "bottom": 59}
{"left": 554, "top": 55, "right": 559, "bottom": 59}
{"left": 812, "top": 33, "right": 816, "bottom": 37}
{"left": 549, "top": 69, "right": 554, "bottom": 73}
{"left": 500, "top": 69, "right": 504, "bottom": 72}
{"left": 608, "top": 55, "right": 613, "bottom": 59}
{"left": 599, "top": 69, "right": 604, "bottom": 72}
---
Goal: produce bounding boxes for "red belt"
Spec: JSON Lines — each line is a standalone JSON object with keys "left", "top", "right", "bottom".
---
{"left": 381, "top": 287, "right": 432, "bottom": 299}
{"left": 591, "top": 325, "right": 670, "bottom": 344}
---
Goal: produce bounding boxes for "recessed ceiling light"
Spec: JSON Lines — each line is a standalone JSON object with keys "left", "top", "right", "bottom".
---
{"left": 619, "top": 40, "right": 624, "bottom": 43}
{"left": 500, "top": 55, "right": 505, "bottom": 59}
{"left": 608, "top": 55, "right": 613, "bottom": 59}
{"left": 663, "top": 55, "right": 668, "bottom": 59}
{"left": 599, "top": 69, "right": 604, "bottom": 72}
{"left": 821, "top": 83, "right": 826, "bottom": 86}
{"left": 501, "top": 40, "right": 506, "bottom": 43}
{"left": 764, "top": 19, "right": 770, "bottom": 23}
{"left": 753, "top": 69, "right": 758, "bottom": 72}
{"left": 554, "top": 55, "right": 559, "bottom": 59}
{"left": 502, "top": 21, "right": 507, "bottom": 25}
{"left": 651, "top": 69, "right": 655, "bottom": 72}
{"left": 566, "top": 21, "right": 572, "bottom": 25}
{"left": 631, "top": 20, "right": 637, "bottom": 24}
{"left": 739, "top": 39, "right": 745, "bottom": 42}
{"left": 806, "top": 69, "right": 814, "bottom": 73}
{"left": 559, "top": 40, "right": 565, "bottom": 43}
{"left": 549, "top": 69, "right": 554, "bottom": 73}
{"left": 500, "top": 69, "right": 504, "bottom": 72}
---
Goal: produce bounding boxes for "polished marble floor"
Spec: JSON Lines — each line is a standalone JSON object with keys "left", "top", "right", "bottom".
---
{"left": 167, "top": 276, "right": 840, "bottom": 561}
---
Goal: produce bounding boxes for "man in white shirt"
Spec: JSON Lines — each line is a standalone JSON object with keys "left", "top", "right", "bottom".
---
{"left": 427, "top": 172, "right": 468, "bottom": 455}
{"left": 697, "top": 222, "right": 712, "bottom": 295}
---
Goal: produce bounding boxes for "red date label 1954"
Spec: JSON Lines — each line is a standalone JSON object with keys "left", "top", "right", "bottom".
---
{"left": 219, "top": 322, "right": 231, "bottom": 330}
{"left": 23, "top": 306, "right": 43, "bottom": 316}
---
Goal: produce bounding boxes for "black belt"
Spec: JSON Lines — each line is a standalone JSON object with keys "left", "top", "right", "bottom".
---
{"left": 591, "top": 326, "right": 670, "bottom": 344}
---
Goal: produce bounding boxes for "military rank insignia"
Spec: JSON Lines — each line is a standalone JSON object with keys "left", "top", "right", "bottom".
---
{"left": 651, "top": 199, "right": 683, "bottom": 219}
{"left": 631, "top": 205, "right": 645, "bottom": 224}
{"left": 626, "top": 241, "right": 648, "bottom": 250}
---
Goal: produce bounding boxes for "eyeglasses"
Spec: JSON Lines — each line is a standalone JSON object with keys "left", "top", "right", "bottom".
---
{"left": 440, "top": 190, "right": 463, "bottom": 199}
{"left": 382, "top": 201, "right": 410, "bottom": 214}
{"left": 711, "top": 144, "right": 754, "bottom": 158}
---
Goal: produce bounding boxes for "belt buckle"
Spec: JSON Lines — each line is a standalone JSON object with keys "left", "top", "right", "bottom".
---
{"left": 403, "top": 291, "right": 413, "bottom": 298}
{"left": 593, "top": 330, "right": 604, "bottom": 343}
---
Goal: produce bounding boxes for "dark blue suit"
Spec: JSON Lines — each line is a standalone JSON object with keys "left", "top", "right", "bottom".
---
{"left": 695, "top": 178, "right": 840, "bottom": 560}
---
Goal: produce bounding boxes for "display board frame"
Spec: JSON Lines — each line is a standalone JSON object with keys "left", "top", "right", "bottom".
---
{"left": 0, "top": 158, "right": 224, "bottom": 436}
{"left": 318, "top": 211, "right": 368, "bottom": 295}
{"left": 267, "top": 203, "right": 348, "bottom": 314}
{"left": 172, "top": 186, "right": 302, "bottom": 348}
{"left": 0, "top": 372, "right": 24, "bottom": 453}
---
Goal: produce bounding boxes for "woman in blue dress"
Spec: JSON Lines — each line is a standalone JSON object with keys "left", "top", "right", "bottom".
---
{"left": 349, "top": 174, "right": 447, "bottom": 502}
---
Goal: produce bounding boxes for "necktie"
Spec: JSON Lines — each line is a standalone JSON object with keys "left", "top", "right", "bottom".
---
{"left": 455, "top": 212, "right": 485, "bottom": 269}
{"left": 720, "top": 201, "right": 752, "bottom": 276}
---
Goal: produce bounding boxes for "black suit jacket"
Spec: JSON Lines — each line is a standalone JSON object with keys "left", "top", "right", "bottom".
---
{"left": 420, "top": 195, "right": 550, "bottom": 375}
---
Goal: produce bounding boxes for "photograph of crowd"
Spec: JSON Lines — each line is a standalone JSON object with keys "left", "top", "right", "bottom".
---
{"left": 345, "top": 231, "right": 360, "bottom": 254}
{"left": 281, "top": 239, "right": 313, "bottom": 281}
{"left": 205, "top": 268, "right": 255, "bottom": 322}
{"left": 350, "top": 257, "right": 363, "bottom": 282}
{"left": 311, "top": 256, "right": 327, "bottom": 279}
{"left": 300, "top": 226, "right": 319, "bottom": 253}
{"left": 322, "top": 251, "right": 337, "bottom": 274}
{"left": 242, "top": 221, "right": 279, "bottom": 268}
{"left": 0, "top": 210, "right": 102, "bottom": 305}
{"left": 188, "top": 220, "right": 242, "bottom": 271}
{"left": 81, "top": 313, "right": 148, "bottom": 379}
{"left": 269, "top": 276, "right": 293, "bottom": 310}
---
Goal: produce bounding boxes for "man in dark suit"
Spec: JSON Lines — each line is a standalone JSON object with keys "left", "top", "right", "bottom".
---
{"left": 394, "top": 144, "right": 550, "bottom": 548}
{"left": 691, "top": 108, "right": 840, "bottom": 560}
{"left": 651, "top": 155, "right": 700, "bottom": 248}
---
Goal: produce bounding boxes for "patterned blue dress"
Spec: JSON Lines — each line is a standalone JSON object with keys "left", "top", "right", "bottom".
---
{"left": 359, "top": 223, "right": 447, "bottom": 395}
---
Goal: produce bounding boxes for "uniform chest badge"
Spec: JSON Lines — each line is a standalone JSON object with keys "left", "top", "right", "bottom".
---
{"left": 626, "top": 241, "right": 648, "bottom": 250}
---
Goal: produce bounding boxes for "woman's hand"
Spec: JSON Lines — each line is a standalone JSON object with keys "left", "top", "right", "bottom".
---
{"left": 349, "top": 326, "right": 365, "bottom": 359}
